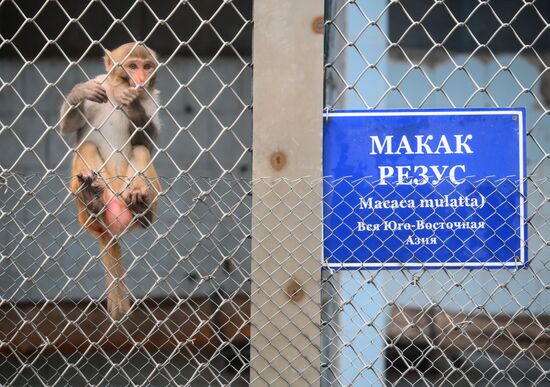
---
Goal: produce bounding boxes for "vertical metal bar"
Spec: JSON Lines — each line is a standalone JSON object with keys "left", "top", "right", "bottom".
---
{"left": 321, "top": 2, "right": 346, "bottom": 384}
{"left": 339, "top": 2, "right": 388, "bottom": 385}
{"left": 250, "top": 0, "right": 324, "bottom": 385}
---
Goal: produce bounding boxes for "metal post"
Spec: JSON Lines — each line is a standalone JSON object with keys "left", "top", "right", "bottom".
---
{"left": 339, "top": 2, "right": 387, "bottom": 385}
{"left": 250, "top": 0, "right": 324, "bottom": 385}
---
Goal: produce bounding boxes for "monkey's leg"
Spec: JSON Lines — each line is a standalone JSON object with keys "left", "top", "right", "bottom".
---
{"left": 98, "top": 234, "right": 131, "bottom": 320}
{"left": 123, "top": 145, "right": 161, "bottom": 228}
{"left": 70, "top": 142, "right": 108, "bottom": 232}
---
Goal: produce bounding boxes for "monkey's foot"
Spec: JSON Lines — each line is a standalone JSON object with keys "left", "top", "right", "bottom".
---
{"left": 107, "top": 285, "right": 131, "bottom": 320}
{"left": 125, "top": 187, "right": 153, "bottom": 227}
{"left": 76, "top": 172, "right": 104, "bottom": 214}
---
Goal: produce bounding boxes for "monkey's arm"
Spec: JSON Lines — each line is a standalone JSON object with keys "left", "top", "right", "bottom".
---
{"left": 59, "top": 80, "right": 108, "bottom": 134}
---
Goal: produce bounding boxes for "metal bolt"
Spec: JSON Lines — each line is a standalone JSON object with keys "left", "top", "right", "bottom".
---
{"left": 286, "top": 277, "right": 305, "bottom": 303}
{"left": 270, "top": 151, "right": 287, "bottom": 171}
{"left": 312, "top": 16, "right": 324, "bottom": 34}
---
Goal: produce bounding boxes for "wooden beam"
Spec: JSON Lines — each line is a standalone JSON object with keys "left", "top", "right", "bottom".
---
{"left": 251, "top": 0, "right": 324, "bottom": 385}
{"left": 387, "top": 306, "right": 550, "bottom": 358}
{"left": 2, "top": 300, "right": 546, "bottom": 363}
{"left": 0, "top": 295, "right": 249, "bottom": 356}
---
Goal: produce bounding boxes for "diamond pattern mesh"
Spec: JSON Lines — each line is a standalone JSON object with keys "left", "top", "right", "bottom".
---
{"left": 322, "top": 0, "right": 549, "bottom": 385}
{"left": 1, "top": 0, "right": 251, "bottom": 385}
{"left": 0, "top": 0, "right": 549, "bottom": 386}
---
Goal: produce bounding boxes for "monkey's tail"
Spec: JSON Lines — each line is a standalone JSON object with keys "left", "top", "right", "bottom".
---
{"left": 98, "top": 235, "right": 131, "bottom": 320}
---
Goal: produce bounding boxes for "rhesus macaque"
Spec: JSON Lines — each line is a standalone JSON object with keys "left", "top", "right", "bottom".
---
{"left": 59, "top": 43, "right": 161, "bottom": 320}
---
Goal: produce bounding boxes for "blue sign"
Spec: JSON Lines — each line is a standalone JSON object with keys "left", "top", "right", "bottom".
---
{"left": 323, "top": 108, "right": 527, "bottom": 269}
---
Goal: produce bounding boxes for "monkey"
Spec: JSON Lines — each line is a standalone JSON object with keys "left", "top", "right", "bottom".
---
{"left": 59, "top": 43, "right": 162, "bottom": 320}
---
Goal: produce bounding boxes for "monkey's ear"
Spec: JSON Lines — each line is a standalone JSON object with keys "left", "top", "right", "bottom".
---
{"left": 103, "top": 50, "right": 113, "bottom": 71}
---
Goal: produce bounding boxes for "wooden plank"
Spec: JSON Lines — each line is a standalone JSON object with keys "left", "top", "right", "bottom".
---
{"left": 213, "top": 294, "right": 251, "bottom": 344}
{"left": 387, "top": 306, "right": 550, "bottom": 358}
{"left": 0, "top": 297, "right": 248, "bottom": 356}
{"left": 3, "top": 300, "right": 546, "bottom": 361}
{"left": 433, "top": 309, "right": 550, "bottom": 358}
{"left": 251, "top": 0, "right": 324, "bottom": 385}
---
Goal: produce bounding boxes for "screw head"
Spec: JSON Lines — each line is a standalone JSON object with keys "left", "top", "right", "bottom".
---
{"left": 312, "top": 16, "right": 324, "bottom": 34}
{"left": 270, "top": 151, "right": 287, "bottom": 171}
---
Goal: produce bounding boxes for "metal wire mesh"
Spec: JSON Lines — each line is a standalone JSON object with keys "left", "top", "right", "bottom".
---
{"left": 323, "top": 0, "right": 549, "bottom": 385}
{"left": 0, "top": 0, "right": 549, "bottom": 386}
{"left": 0, "top": 173, "right": 251, "bottom": 386}
{"left": 1, "top": 0, "right": 252, "bottom": 385}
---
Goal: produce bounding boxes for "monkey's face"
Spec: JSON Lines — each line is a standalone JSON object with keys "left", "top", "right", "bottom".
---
{"left": 122, "top": 58, "right": 157, "bottom": 88}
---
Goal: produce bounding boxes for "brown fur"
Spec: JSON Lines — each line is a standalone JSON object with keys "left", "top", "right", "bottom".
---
{"left": 61, "top": 43, "right": 162, "bottom": 320}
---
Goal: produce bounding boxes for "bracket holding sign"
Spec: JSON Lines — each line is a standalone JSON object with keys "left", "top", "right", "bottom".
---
{"left": 323, "top": 108, "right": 527, "bottom": 269}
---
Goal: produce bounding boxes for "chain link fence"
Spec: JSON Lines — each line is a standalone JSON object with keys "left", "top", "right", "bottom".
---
{"left": 1, "top": 0, "right": 252, "bottom": 385}
{"left": 0, "top": 0, "right": 549, "bottom": 386}
{"left": 323, "top": 0, "right": 549, "bottom": 386}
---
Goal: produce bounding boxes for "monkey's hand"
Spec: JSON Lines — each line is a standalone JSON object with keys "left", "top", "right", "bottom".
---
{"left": 114, "top": 87, "right": 141, "bottom": 106}
{"left": 67, "top": 80, "right": 108, "bottom": 105}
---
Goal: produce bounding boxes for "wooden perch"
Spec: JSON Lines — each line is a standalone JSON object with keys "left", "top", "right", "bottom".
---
{"left": 387, "top": 306, "right": 550, "bottom": 358}
{"left": 0, "top": 295, "right": 250, "bottom": 356}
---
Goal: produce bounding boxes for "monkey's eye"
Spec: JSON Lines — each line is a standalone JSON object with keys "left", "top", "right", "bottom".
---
{"left": 144, "top": 63, "right": 153, "bottom": 70}
{"left": 128, "top": 63, "right": 138, "bottom": 70}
